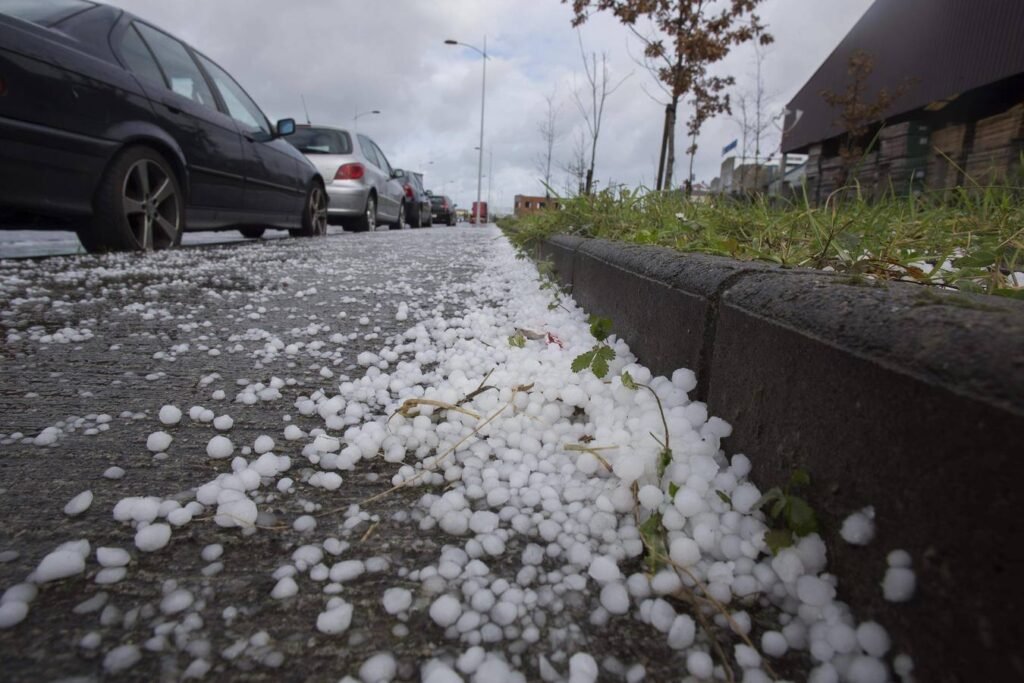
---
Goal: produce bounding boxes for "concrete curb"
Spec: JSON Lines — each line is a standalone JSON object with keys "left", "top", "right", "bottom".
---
{"left": 538, "top": 235, "right": 1024, "bottom": 682}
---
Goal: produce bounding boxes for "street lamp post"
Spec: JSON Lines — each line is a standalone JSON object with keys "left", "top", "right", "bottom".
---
{"left": 445, "top": 36, "right": 487, "bottom": 225}
{"left": 353, "top": 108, "right": 380, "bottom": 132}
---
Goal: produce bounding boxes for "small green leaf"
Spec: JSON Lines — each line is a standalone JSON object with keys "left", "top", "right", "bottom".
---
{"left": 770, "top": 496, "right": 787, "bottom": 519}
{"left": 571, "top": 350, "right": 594, "bottom": 373}
{"left": 954, "top": 249, "right": 997, "bottom": 268}
{"left": 668, "top": 482, "right": 680, "bottom": 498}
{"left": 591, "top": 345, "right": 615, "bottom": 378}
{"left": 657, "top": 447, "right": 673, "bottom": 477}
{"left": 753, "top": 487, "right": 783, "bottom": 512}
{"left": 588, "top": 315, "right": 613, "bottom": 341}
{"left": 639, "top": 513, "right": 666, "bottom": 573}
{"left": 620, "top": 371, "right": 637, "bottom": 390}
{"left": 785, "top": 496, "right": 819, "bottom": 537}
{"left": 715, "top": 490, "right": 732, "bottom": 506}
{"left": 789, "top": 468, "right": 811, "bottom": 488}
{"left": 764, "top": 528, "right": 794, "bottom": 554}
{"left": 508, "top": 332, "right": 526, "bottom": 348}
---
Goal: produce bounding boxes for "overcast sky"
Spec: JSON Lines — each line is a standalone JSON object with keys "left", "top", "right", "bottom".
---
{"left": 106, "top": 0, "right": 873, "bottom": 211}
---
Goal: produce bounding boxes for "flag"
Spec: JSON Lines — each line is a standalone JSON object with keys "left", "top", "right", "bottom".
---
{"left": 722, "top": 139, "right": 738, "bottom": 156}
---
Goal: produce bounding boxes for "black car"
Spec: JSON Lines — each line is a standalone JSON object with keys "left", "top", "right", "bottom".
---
{"left": 397, "top": 170, "right": 432, "bottom": 228}
{"left": 430, "top": 194, "right": 456, "bottom": 226}
{"left": 0, "top": 0, "right": 327, "bottom": 252}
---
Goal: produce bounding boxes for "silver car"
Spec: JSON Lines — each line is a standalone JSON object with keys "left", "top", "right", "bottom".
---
{"left": 287, "top": 125, "right": 405, "bottom": 231}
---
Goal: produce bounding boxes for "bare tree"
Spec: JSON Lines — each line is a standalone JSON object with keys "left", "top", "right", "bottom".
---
{"left": 731, "top": 43, "right": 776, "bottom": 191}
{"left": 561, "top": 127, "right": 589, "bottom": 195}
{"left": 535, "top": 88, "right": 561, "bottom": 196}
{"left": 572, "top": 32, "right": 630, "bottom": 195}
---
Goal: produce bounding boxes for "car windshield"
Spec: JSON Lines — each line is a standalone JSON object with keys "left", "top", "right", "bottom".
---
{"left": 431, "top": 197, "right": 444, "bottom": 206}
{"left": 287, "top": 128, "right": 352, "bottom": 155}
{"left": 0, "top": 0, "right": 95, "bottom": 26}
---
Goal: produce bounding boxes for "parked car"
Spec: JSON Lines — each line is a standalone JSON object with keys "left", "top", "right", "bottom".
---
{"left": 430, "top": 195, "right": 456, "bottom": 226}
{"left": 286, "top": 125, "right": 404, "bottom": 231}
{"left": 396, "top": 170, "right": 431, "bottom": 228}
{"left": 0, "top": 0, "right": 326, "bottom": 251}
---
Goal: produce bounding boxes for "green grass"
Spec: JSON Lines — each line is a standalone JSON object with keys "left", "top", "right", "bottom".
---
{"left": 503, "top": 183, "right": 1024, "bottom": 299}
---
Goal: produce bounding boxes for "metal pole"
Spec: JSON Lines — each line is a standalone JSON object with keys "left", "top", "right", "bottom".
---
{"left": 475, "top": 36, "right": 486, "bottom": 225}
{"left": 487, "top": 149, "right": 493, "bottom": 209}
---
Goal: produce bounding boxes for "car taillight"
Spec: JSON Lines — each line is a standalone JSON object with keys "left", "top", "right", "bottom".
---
{"left": 335, "top": 163, "right": 364, "bottom": 180}
{"left": 403, "top": 184, "right": 413, "bottom": 199}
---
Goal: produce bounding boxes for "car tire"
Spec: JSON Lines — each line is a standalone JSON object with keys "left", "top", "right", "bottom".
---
{"left": 239, "top": 227, "right": 265, "bottom": 239}
{"left": 425, "top": 210, "right": 433, "bottom": 227}
{"left": 289, "top": 181, "right": 328, "bottom": 238}
{"left": 350, "top": 193, "right": 376, "bottom": 232}
{"left": 80, "top": 145, "right": 183, "bottom": 253}
{"left": 389, "top": 202, "right": 405, "bottom": 230}
{"left": 410, "top": 203, "right": 422, "bottom": 228}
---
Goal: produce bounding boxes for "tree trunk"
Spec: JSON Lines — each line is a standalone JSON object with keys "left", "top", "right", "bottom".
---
{"left": 664, "top": 107, "right": 677, "bottom": 191}
{"left": 655, "top": 103, "right": 674, "bottom": 191}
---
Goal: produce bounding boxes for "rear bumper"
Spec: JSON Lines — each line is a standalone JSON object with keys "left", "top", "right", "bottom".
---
{"left": 324, "top": 183, "right": 368, "bottom": 217}
{"left": 0, "top": 115, "right": 116, "bottom": 218}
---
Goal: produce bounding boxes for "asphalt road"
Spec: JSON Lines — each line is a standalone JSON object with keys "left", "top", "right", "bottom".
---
{"left": 0, "top": 226, "right": 682, "bottom": 682}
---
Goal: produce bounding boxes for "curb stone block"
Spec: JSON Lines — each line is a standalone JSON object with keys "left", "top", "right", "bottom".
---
{"left": 541, "top": 236, "right": 1024, "bottom": 683}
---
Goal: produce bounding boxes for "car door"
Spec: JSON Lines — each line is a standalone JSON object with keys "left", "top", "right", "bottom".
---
{"left": 193, "top": 52, "right": 305, "bottom": 220}
{"left": 130, "top": 22, "right": 245, "bottom": 220}
{"left": 356, "top": 134, "right": 395, "bottom": 220}
{"left": 369, "top": 139, "right": 404, "bottom": 219}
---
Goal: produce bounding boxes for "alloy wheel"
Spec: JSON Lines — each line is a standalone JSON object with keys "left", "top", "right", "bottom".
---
{"left": 309, "top": 185, "right": 327, "bottom": 236}
{"left": 122, "top": 159, "right": 180, "bottom": 251}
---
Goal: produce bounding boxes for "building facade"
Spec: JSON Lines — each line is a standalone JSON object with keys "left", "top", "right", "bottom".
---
{"left": 781, "top": 0, "right": 1024, "bottom": 203}
{"left": 513, "top": 195, "right": 561, "bottom": 217}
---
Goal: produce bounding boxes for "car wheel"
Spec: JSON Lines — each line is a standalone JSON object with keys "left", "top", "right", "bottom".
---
{"left": 80, "top": 146, "right": 183, "bottom": 253}
{"left": 239, "top": 227, "right": 265, "bottom": 239}
{"left": 351, "top": 194, "right": 376, "bottom": 232}
{"left": 289, "top": 182, "right": 328, "bottom": 238}
{"left": 425, "top": 210, "right": 433, "bottom": 227}
{"left": 389, "top": 202, "right": 405, "bottom": 230}
{"left": 410, "top": 204, "right": 422, "bottom": 228}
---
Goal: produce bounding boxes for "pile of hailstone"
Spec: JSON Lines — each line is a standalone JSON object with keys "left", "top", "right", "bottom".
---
{"left": 294, "top": 244, "right": 911, "bottom": 681}
{"left": 5, "top": 236, "right": 913, "bottom": 682}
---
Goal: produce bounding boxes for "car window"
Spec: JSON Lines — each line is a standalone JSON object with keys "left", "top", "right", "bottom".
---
{"left": 431, "top": 196, "right": 444, "bottom": 206}
{"left": 288, "top": 128, "right": 352, "bottom": 155}
{"left": 357, "top": 135, "right": 380, "bottom": 168}
{"left": 118, "top": 25, "right": 166, "bottom": 86}
{"left": 371, "top": 141, "right": 393, "bottom": 175}
{"left": 0, "top": 0, "right": 94, "bottom": 26}
{"left": 134, "top": 23, "right": 216, "bottom": 110}
{"left": 194, "top": 53, "right": 270, "bottom": 135}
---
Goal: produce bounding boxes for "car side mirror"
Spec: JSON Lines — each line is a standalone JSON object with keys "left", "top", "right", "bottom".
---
{"left": 391, "top": 169, "right": 405, "bottom": 179}
{"left": 276, "top": 118, "right": 296, "bottom": 137}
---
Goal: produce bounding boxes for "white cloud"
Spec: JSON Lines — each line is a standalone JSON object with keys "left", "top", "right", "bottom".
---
{"left": 106, "top": 0, "right": 872, "bottom": 210}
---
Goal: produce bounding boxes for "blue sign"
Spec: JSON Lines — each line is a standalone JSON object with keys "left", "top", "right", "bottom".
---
{"left": 722, "top": 139, "right": 738, "bottom": 155}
